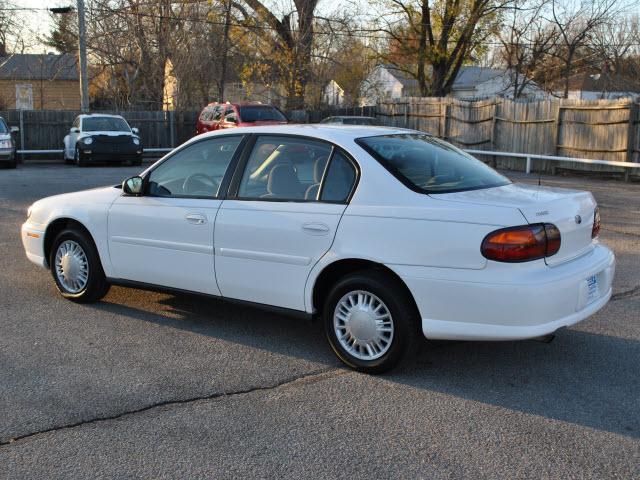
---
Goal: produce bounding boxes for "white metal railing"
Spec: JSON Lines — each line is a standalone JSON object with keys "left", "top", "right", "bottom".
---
{"left": 14, "top": 147, "right": 640, "bottom": 177}
{"left": 464, "top": 149, "right": 640, "bottom": 175}
{"left": 16, "top": 147, "right": 173, "bottom": 155}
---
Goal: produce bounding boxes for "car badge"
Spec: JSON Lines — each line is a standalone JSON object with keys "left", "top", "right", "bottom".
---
{"left": 575, "top": 215, "right": 582, "bottom": 224}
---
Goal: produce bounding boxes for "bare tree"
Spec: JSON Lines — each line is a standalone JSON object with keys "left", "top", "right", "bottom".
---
{"left": 589, "top": 14, "right": 640, "bottom": 95}
{"left": 548, "top": 0, "right": 617, "bottom": 98}
{"left": 498, "top": 0, "right": 558, "bottom": 98}
{"left": 373, "top": 0, "right": 511, "bottom": 96}
{"left": 240, "top": 0, "right": 319, "bottom": 109}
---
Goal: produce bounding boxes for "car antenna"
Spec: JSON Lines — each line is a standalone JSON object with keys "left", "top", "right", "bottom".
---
{"left": 537, "top": 163, "right": 542, "bottom": 187}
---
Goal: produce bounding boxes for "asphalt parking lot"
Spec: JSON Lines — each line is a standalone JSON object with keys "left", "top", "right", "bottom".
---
{"left": 0, "top": 163, "right": 638, "bottom": 479}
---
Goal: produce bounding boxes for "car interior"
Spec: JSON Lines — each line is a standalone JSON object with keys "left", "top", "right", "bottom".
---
{"left": 147, "top": 138, "right": 242, "bottom": 197}
{"left": 144, "top": 135, "right": 355, "bottom": 202}
{"left": 238, "top": 139, "right": 333, "bottom": 200}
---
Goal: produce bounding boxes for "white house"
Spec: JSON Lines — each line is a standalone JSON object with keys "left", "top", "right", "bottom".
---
{"left": 360, "top": 64, "right": 546, "bottom": 104}
{"left": 322, "top": 79, "right": 345, "bottom": 106}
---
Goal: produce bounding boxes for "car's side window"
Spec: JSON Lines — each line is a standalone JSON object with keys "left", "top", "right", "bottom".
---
{"left": 237, "top": 136, "right": 332, "bottom": 201}
{"left": 213, "top": 106, "right": 223, "bottom": 121}
{"left": 146, "top": 136, "right": 243, "bottom": 198}
{"left": 320, "top": 151, "right": 357, "bottom": 202}
{"left": 73, "top": 117, "right": 80, "bottom": 129}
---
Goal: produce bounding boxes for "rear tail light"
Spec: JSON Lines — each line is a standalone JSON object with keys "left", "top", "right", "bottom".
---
{"left": 592, "top": 207, "right": 601, "bottom": 238}
{"left": 481, "top": 223, "right": 561, "bottom": 263}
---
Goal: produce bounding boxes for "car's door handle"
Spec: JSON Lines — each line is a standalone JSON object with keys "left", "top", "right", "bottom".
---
{"left": 185, "top": 213, "right": 207, "bottom": 225}
{"left": 302, "top": 222, "right": 330, "bottom": 235}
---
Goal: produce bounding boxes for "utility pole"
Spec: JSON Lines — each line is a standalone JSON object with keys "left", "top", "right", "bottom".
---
{"left": 218, "top": 0, "right": 232, "bottom": 102}
{"left": 50, "top": 4, "right": 89, "bottom": 111}
{"left": 76, "top": 0, "right": 89, "bottom": 111}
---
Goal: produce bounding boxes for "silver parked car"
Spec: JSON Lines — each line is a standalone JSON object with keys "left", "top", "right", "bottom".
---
{"left": 0, "top": 117, "right": 18, "bottom": 169}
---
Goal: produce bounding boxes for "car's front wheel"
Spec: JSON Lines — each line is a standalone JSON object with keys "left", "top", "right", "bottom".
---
{"left": 74, "top": 146, "right": 86, "bottom": 167}
{"left": 323, "top": 271, "right": 420, "bottom": 373}
{"left": 49, "top": 228, "right": 110, "bottom": 303}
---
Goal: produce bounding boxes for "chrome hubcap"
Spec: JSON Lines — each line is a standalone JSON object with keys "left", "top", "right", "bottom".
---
{"left": 55, "top": 240, "right": 89, "bottom": 293}
{"left": 333, "top": 290, "right": 394, "bottom": 361}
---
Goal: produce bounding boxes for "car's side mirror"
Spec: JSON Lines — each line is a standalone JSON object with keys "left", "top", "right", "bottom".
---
{"left": 10, "top": 126, "right": 19, "bottom": 134}
{"left": 70, "top": 127, "right": 80, "bottom": 133}
{"left": 131, "top": 127, "right": 139, "bottom": 135}
{"left": 122, "top": 176, "right": 143, "bottom": 195}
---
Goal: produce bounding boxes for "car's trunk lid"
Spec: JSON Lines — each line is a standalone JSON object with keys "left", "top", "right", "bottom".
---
{"left": 432, "top": 183, "right": 596, "bottom": 266}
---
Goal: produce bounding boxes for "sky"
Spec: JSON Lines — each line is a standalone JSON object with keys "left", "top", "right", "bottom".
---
{"left": 11, "top": 0, "right": 640, "bottom": 54}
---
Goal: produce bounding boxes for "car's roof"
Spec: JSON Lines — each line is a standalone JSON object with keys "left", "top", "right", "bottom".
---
{"left": 325, "top": 116, "right": 376, "bottom": 120}
{"left": 194, "top": 124, "right": 417, "bottom": 145}
{"left": 78, "top": 113, "right": 125, "bottom": 119}
{"left": 204, "top": 102, "right": 273, "bottom": 108}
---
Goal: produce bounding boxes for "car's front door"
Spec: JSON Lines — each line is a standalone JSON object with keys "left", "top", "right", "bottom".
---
{"left": 214, "top": 135, "right": 358, "bottom": 310}
{"left": 108, "top": 135, "right": 245, "bottom": 295}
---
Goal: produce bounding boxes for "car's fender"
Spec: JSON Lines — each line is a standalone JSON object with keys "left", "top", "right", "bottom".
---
{"left": 30, "top": 187, "right": 122, "bottom": 277}
{"left": 63, "top": 134, "right": 71, "bottom": 159}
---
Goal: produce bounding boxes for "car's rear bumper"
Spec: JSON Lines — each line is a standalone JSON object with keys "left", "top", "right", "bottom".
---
{"left": 21, "top": 221, "right": 47, "bottom": 268}
{"left": 393, "top": 243, "right": 615, "bottom": 341}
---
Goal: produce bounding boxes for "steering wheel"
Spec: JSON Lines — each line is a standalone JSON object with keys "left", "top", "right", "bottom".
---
{"left": 182, "top": 173, "right": 219, "bottom": 196}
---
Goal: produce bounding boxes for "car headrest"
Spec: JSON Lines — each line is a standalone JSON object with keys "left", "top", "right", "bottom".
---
{"left": 267, "top": 164, "right": 301, "bottom": 196}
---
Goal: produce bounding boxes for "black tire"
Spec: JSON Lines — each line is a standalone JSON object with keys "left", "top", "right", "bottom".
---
{"left": 131, "top": 157, "right": 142, "bottom": 167}
{"left": 49, "top": 228, "right": 110, "bottom": 303}
{"left": 323, "top": 270, "right": 420, "bottom": 374}
{"left": 75, "top": 146, "right": 87, "bottom": 167}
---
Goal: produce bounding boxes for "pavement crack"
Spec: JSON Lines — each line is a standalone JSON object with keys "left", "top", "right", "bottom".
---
{"left": 0, "top": 367, "right": 340, "bottom": 447}
{"left": 611, "top": 285, "right": 640, "bottom": 301}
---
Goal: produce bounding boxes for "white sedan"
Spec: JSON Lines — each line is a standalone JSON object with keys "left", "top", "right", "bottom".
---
{"left": 21, "top": 125, "right": 615, "bottom": 372}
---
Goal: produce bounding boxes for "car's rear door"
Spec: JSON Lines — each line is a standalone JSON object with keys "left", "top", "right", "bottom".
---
{"left": 108, "top": 135, "right": 246, "bottom": 295}
{"left": 214, "top": 134, "right": 358, "bottom": 310}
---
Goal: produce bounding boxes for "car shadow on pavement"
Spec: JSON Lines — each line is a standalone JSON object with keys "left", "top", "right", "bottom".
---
{"left": 398, "top": 329, "right": 640, "bottom": 440}
{"left": 95, "top": 287, "right": 639, "bottom": 440}
{"left": 96, "top": 287, "right": 339, "bottom": 367}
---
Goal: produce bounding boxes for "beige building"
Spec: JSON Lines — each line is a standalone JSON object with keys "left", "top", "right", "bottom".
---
{"left": 0, "top": 54, "right": 80, "bottom": 110}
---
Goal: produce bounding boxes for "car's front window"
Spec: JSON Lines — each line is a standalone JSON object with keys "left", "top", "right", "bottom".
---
{"left": 147, "top": 136, "right": 243, "bottom": 198}
{"left": 0, "top": 120, "right": 7, "bottom": 134}
{"left": 238, "top": 106, "right": 287, "bottom": 123}
{"left": 357, "top": 134, "right": 510, "bottom": 194}
{"left": 83, "top": 117, "right": 131, "bottom": 132}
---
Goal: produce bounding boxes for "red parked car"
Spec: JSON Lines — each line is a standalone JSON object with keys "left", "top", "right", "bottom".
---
{"left": 196, "top": 102, "right": 288, "bottom": 134}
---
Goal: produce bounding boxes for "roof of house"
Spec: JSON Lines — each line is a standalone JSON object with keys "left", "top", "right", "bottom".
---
{"left": 0, "top": 53, "right": 78, "bottom": 81}
{"left": 380, "top": 65, "right": 508, "bottom": 91}
{"left": 560, "top": 72, "right": 640, "bottom": 93}
{"left": 452, "top": 66, "right": 506, "bottom": 90}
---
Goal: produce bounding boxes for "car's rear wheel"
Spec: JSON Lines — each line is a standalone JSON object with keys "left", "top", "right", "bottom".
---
{"left": 49, "top": 228, "right": 110, "bottom": 303}
{"left": 323, "top": 270, "right": 419, "bottom": 373}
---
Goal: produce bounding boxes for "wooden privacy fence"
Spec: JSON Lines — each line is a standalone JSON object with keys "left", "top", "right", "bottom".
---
{"left": 0, "top": 110, "right": 200, "bottom": 152}
{"left": 376, "top": 97, "right": 640, "bottom": 172}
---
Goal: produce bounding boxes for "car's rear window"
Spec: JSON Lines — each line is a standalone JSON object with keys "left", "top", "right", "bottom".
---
{"left": 356, "top": 134, "right": 510, "bottom": 194}
{"left": 238, "top": 106, "right": 287, "bottom": 123}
